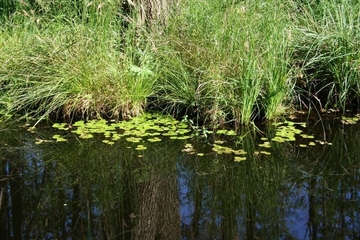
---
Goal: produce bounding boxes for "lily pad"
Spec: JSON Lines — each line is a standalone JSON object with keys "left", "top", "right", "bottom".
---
{"left": 126, "top": 137, "right": 142, "bottom": 143}
{"left": 234, "top": 156, "right": 246, "bottom": 162}
{"left": 259, "top": 142, "right": 271, "bottom": 148}
{"left": 147, "top": 137, "right": 162, "bottom": 142}
{"left": 135, "top": 145, "right": 147, "bottom": 151}
{"left": 260, "top": 151, "right": 271, "bottom": 155}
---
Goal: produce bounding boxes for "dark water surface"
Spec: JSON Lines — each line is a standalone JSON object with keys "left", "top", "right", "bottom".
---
{"left": 1, "top": 117, "right": 360, "bottom": 239}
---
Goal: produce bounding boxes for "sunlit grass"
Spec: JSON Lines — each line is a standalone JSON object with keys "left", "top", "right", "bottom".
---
{"left": 292, "top": 0, "right": 360, "bottom": 112}
{"left": 1, "top": 0, "right": 360, "bottom": 127}
{"left": 0, "top": 2, "right": 156, "bottom": 123}
{"left": 153, "top": 0, "right": 293, "bottom": 125}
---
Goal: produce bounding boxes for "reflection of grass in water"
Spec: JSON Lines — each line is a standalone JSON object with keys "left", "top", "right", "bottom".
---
{"left": 25, "top": 128, "right": 185, "bottom": 239}
{"left": 181, "top": 126, "right": 290, "bottom": 238}
{"left": 5, "top": 118, "right": 360, "bottom": 238}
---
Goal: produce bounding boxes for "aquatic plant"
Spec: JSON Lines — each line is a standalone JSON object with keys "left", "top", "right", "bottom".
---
{"left": 51, "top": 113, "right": 193, "bottom": 147}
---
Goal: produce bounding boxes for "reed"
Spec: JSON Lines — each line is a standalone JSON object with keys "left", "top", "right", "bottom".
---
{"left": 1, "top": 0, "right": 360, "bottom": 127}
{"left": 0, "top": 0, "right": 156, "bottom": 123}
{"left": 153, "top": 0, "right": 294, "bottom": 125}
{"left": 292, "top": 0, "right": 360, "bottom": 112}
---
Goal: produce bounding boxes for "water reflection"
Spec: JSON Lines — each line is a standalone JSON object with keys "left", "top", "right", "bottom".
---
{"left": 1, "top": 119, "right": 360, "bottom": 239}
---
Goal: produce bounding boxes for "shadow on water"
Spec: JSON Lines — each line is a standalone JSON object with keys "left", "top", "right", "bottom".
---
{"left": 1, "top": 118, "right": 360, "bottom": 239}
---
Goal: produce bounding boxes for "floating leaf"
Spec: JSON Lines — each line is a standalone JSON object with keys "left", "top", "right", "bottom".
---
{"left": 284, "top": 137, "right": 296, "bottom": 142}
{"left": 148, "top": 137, "right": 162, "bottom": 142}
{"left": 182, "top": 143, "right": 195, "bottom": 154}
{"left": 56, "top": 138, "right": 67, "bottom": 142}
{"left": 300, "top": 134, "right": 314, "bottom": 139}
{"left": 52, "top": 123, "right": 68, "bottom": 130}
{"left": 259, "top": 142, "right": 271, "bottom": 148}
{"left": 272, "top": 137, "right": 285, "bottom": 143}
{"left": 232, "top": 150, "right": 247, "bottom": 155}
{"left": 79, "top": 134, "right": 94, "bottom": 139}
{"left": 216, "top": 129, "right": 228, "bottom": 134}
{"left": 234, "top": 156, "right": 246, "bottom": 162}
{"left": 162, "top": 132, "right": 178, "bottom": 136}
{"left": 52, "top": 134, "right": 61, "bottom": 139}
{"left": 126, "top": 137, "right": 141, "bottom": 143}
{"left": 226, "top": 130, "right": 237, "bottom": 136}
{"left": 72, "top": 121, "right": 86, "bottom": 127}
{"left": 135, "top": 145, "right": 147, "bottom": 150}
{"left": 260, "top": 151, "right": 271, "bottom": 155}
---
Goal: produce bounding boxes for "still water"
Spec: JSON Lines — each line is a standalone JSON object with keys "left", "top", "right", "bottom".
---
{"left": 1, "top": 115, "right": 360, "bottom": 239}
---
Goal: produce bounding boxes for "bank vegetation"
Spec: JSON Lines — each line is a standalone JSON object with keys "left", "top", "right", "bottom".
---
{"left": 1, "top": 0, "right": 359, "bottom": 127}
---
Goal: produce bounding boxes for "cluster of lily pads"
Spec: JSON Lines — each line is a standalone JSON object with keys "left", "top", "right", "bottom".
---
{"left": 181, "top": 140, "right": 247, "bottom": 162}
{"left": 46, "top": 114, "right": 332, "bottom": 162}
{"left": 258, "top": 120, "right": 332, "bottom": 150}
{"left": 259, "top": 121, "right": 315, "bottom": 149}
{"left": 204, "top": 120, "right": 331, "bottom": 162}
{"left": 49, "top": 114, "right": 250, "bottom": 159}
{"left": 341, "top": 114, "right": 360, "bottom": 125}
{"left": 50, "top": 113, "right": 192, "bottom": 150}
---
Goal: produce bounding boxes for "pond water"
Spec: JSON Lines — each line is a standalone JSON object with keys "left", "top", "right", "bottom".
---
{"left": 1, "top": 114, "right": 360, "bottom": 239}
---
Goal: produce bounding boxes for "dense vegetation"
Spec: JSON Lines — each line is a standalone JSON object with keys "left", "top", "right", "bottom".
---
{"left": 1, "top": 0, "right": 359, "bottom": 126}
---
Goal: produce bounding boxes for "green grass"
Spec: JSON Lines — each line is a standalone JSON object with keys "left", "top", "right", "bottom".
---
{"left": 153, "top": 0, "right": 293, "bottom": 125}
{"left": 0, "top": 0, "right": 360, "bottom": 127}
{"left": 292, "top": 0, "right": 360, "bottom": 112}
{"left": 0, "top": 1, "right": 156, "bottom": 123}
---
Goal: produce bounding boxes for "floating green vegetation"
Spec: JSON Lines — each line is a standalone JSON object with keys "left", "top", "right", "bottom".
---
{"left": 48, "top": 115, "right": 333, "bottom": 161}
{"left": 309, "top": 142, "right": 316, "bottom": 146}
{"left": 52, "top": 134, "right": 67, "bottom": 142}
{"left": 126, "top": 137, "right": 142, "bottom": 143}
{"left": 234, "top": 156, "right": 246, "bottom": 162}
{"left": 341, "top": 114, "right": 360, "bottom": 125}
{"left": 216, "top": 129, "right": 237, "bottom": 136}
{"left": 211, "top": 143, "right": 246, "bottom": 156}
{"left": 135, "top": 145, "right": 147, "bottom": 151}
{"left": 102, "top": 140, "right": 115, "bottom": 145}
{"left": 257, "top": 120, "right": 322, "bottom": 150}
{"left": 212, "top": 144, "right": 233, "bottom": 154}
{"left": 254, "top": 150, "right": 272, "bottom": 156}
{"left": 147, "top": 137, "right": 162, "bottom": 142}
{"left": 300, "top": 134, "right": 314, "bottom": 139}
{"left": 260, "top": 151, "right": 271, "bottom": 155}
{"left": 170, "top": 135, "right": 191, "bottom": 140}
{"left": 258, "top": 141, "right": 271, "bottom": 148}
{"left": 182, "top": 143, "right": 195, "bottom": 154}
{"left": 232, "top": 150, "right": 247, "bottom": 155}
{"left": 52, "top": 123, "right": 69, "bottom": 131}
{"left": 50, "top": 113, "right": 193, "bottom": 149}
